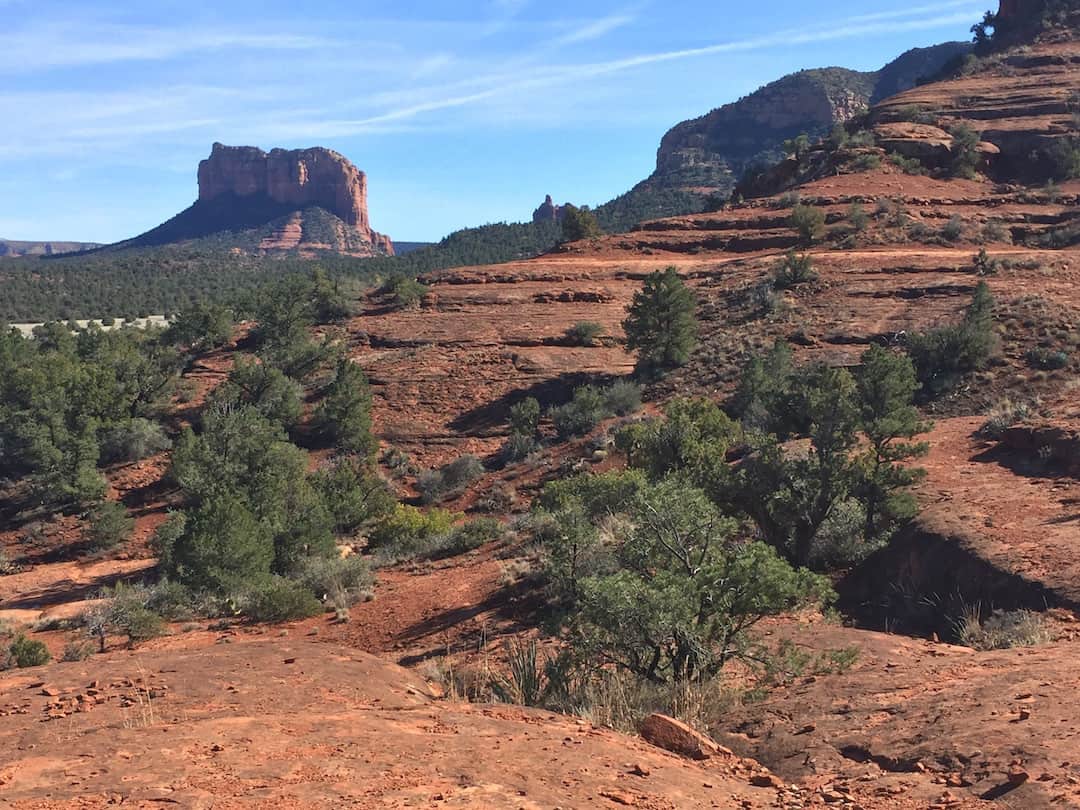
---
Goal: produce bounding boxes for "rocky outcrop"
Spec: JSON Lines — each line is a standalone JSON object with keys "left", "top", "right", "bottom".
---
{"left": 532, "top": 195, "right": 570, "bottom": 224}
{"left": 644, "top": 44, "right": 970, "bottom": 197}
{"left": 197, "top": 143, "right": 393, "bottom": 254}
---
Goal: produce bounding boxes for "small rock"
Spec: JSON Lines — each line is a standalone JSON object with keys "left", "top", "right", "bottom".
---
{"left": 750, "top": 773, "right": 785, "bottom": 789}
{"left": 1008, "top": 768, "right": 1031, "bottom": 786}
{"left": 599, "top": 789, "right": 637, "bottom": 806}
{"left": 628, "top": 763, "right": 651, "bottom": 777}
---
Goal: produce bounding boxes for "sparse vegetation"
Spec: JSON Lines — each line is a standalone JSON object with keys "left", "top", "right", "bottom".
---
{"left": 954, "top": 607, "right": 1052, "bottom": 650}
{"left": 906, "top": 282, "right": 996, "bottom": 396}
{"left": 941, "top": 216, "right": 965, "bottom": 242}
{"left": 847, "top": 201, "right": 869, "bottom": 233}
{"left": 565, "top": 321, "right": 605, "bottom": 347}
{"left": 508, "top": 397, "right": 541, "bottom": 438}
{"left": 888, "top": 152, "right": 926, "bottom": 175}
{"left": 5, "top": 635, "right": 51, "bottom": 669}
{"left": 790, "top": 204, "right": 826, "bottom": 244}
{"left": 948, "top": 124, "right": 981, "bottom": 179}
{"left": 550, "top": 386, "right": 607, "bottom": 438}
{"left": 772, "top": 252, "right": 817, "bottom": 289}
{"left": 383, "top": 276, "right": 429, "bottom": 310}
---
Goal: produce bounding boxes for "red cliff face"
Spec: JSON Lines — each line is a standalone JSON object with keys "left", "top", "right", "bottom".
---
{"left": 197, "top": 143, "right": 393, "bottom": 254}
{"left": 998, "top": 0, "right": 1022, "bottom": 20}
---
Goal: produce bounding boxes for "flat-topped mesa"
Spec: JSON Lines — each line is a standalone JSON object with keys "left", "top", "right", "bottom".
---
{"left": 197, "top": 143, "right": 393, "bottom": 253}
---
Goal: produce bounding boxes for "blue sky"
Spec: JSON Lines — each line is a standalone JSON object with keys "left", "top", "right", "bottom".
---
{"left": 0, "top": 0, "right": 985, "bottom": 243}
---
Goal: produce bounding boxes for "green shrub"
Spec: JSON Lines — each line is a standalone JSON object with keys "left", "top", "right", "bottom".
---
{"left": 981, "top": 220, "right": 1010, "bottom": 243}
{"left": 508, "top": 398, "right": 541, "bottom": 437}
{"left": 9, "top": 635, "right": 51, "bottom": 668}
{"left": 119, "top": 604, "right": 167, "bottom": 643}
{"left": 145, "top": 580, "right": 197, "bottom": 621}
{"left": 160, "top": 494, "right": 274, "bottom": 594}
{"left": 851, "top": 153, "right": 882, "bottom": 171}
{"left": 565, "top": 321, "right": 605, "bottom": 346}
{"left": 978, "top": 398, "right": 1030, "bottom": 439}
{"left": 164, "top": 302, "right": 233, "bottom": 351}
{"left": 790, "top": 204, "right": 826, "bottom": 244}
{"left": 368, "top": 504, "right": 460, "bottom": 554}
{"left": 416, "top": 469, "right": 447, "bottom": 505}
{"left": 847, "top": 201, "right": 869, "bottom": 232}
{"left": 311, "top": 457, "right": 395, "bottom": 533}
{"left": 99, "top": 418, "right": 172, "bottom": 463}
{"left": 244, "top": 577, "right": 323, "bottom": 623}
{"left": 955, "top": 608, "right": 1052, "bottom": 650}
{"left": 888, "top": 152, "right": 926, "bottom": 175}
{"left": 61, "top": 640, "right": 95, "bottom": 662}
{"left": 603, "top": 380, "right": 642, "bottom": 417}
{"left": 773, "top": 252, "right": 817, "bottom": 289}
{"left": 86, "top": 501, "right": 135, "bottom": 551}
{"left": 210, "top": 359, "right": 303, "bottom": 429}
{"left": 443, "top": 454, "right": 485, "bottom": 490}
{"left": 418, "top": 455, "right": 485, "bottom": 504}
{"left": 440, "top": 518, "right": 506, "bottom": 557}
{"left": 383, "top": 276, "right": 429, "bottom": 310}
{"left": 501, "top": 433, "right": 539, "bottom": 464}
{"left": 295, "top": 555, "right": 373, "bottom": 611}
{"left": 949, "top": 124, "right": 981, "bottom": 179}
{"left": 1026, "top": 347, "right": 1069, "bottom": 370}
{"left": 616, "top": 398, "right": 739, "bottom": 484}
{"left": 906, "top": 282, "right": 996, "bottom": 395}
{"left": 941, "top": 216, "right": 965, "bottom": 242}
{"left": 550, "top": 386, "right": 606, "bottom": 438}
{"left": 1045, "top": 136, "right": 1080, "bottom": 181}
{"left": 547, "top": 477, "right": 832, "bottom": 682}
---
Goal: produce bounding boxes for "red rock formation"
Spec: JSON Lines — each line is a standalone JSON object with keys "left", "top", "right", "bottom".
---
{"left": 532, "top": 194, "right": 570, "bottom": 224}
{"left": 198, "top": 143, "right": 393, "bottom": 254}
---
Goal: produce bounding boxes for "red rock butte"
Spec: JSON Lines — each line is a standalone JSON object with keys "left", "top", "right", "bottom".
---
{"left": 197, "top": 142, "right": 393, "bottom": 254}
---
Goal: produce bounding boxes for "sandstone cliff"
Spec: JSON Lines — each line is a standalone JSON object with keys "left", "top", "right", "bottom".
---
{"left": 196, "top": 143, "right": 393, "bottom": 255}
{"left": 642, "top": 43, "right": 971, "bottom": 198}
{"left": 108, "top": 144, "right": 393, "bottom": 257}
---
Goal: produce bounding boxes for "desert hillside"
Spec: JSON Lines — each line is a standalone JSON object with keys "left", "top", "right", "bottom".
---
{"left": 2, "top": 2, "right": 1079, "bottom": 809}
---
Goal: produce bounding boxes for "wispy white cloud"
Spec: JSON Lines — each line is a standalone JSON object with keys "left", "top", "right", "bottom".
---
{"left": 562, "top": 11, "right": 981, "bottom": 78}
{"left": 0, "top": 22, "right": 328, "bottom": 72}
{"left": 550, "top": 12, "right": 637, "bottom": 47}
{"left": 246, "top": 7, "right": 980, "bottom": 141}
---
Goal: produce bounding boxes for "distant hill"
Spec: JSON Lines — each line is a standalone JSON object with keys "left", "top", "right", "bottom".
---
{"left": 0, "top": 239, "right": 102, "bottom": 258}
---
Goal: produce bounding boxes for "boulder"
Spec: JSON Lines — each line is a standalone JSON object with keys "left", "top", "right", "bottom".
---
{"left": 639, "top": 713, "right": 722, "bottom": 760}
